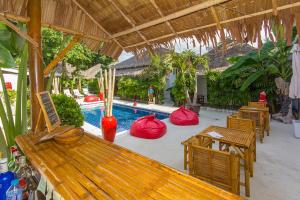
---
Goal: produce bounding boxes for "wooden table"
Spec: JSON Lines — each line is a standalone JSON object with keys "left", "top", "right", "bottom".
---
{"left": 240, "top": 106, "right": 270, "bottom": 135}
{"left": 182, "top": 126, "right": 255, "bottom": 197}
{"left": 15, "top": 132, "right": 242, "bottom": 200}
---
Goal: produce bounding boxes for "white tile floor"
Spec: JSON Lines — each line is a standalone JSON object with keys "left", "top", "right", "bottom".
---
{"left": 82, "top": 100, "right": 300, "bottom": 200}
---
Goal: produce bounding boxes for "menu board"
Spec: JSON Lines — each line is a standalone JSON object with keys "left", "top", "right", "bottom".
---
{"left": 36, "top": 91, "right": 61, "bottom": 132}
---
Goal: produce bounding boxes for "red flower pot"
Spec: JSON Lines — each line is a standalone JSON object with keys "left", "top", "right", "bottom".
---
{"left": 101, "top": 116, "right": 117, "bottom": 142}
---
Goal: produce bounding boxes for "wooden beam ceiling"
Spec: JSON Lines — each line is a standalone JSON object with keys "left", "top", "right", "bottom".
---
{"left": 0, "top": 12, "right": 109, "bottom": 42}
{"left": 71, "top": 0, "right": 124, "bottom": 49}
{"left": 112, "top": 0, "right": 230, "bottom": 38}
{"left": 107, "top": 0, "right": 151, "bottom": 46}
{"left": 272, "top": 0, "right": 278, "bottom": 16}
{"left": 124, "top": 1, "right": 300, "bottom": 49}
{"left": 0, "top": 14, "right": 39, "bottom": 47}
{"left": 149, "top": 0, "right": 177, "bottom": 35}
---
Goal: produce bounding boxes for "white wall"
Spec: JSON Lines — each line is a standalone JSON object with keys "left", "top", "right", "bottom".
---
{"left": 0, "top": 73, "right": 18, "bottom": 91}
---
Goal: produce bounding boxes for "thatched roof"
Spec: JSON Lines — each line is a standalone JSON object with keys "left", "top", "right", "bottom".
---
{"left": 114, "top": 47, "right": 170, "bottom": 76}
{"left": 1, "top": 0, "right": 300, "bottom": 59}
{"left": 206, "top": 40, "right": 256, "bottom": 71}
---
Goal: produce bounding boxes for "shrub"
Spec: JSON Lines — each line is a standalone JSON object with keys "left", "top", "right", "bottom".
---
{"left": 51, "top": 94, "right": 84, "bottom": 127}
{"left": 7, "top": 90, "right": 17, "bottom": 104}
{"left": 88, "top": 79, "right": 99, "bottom": 94}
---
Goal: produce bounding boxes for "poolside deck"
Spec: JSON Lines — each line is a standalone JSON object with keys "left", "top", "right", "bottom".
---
{"left": 82, "top": 100, "right": 300, "bottom": 200}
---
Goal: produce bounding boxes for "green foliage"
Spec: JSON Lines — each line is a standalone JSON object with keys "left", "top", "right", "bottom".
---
{"left": 52, "top": 94, "right": 84, "bottom": 127}
{"left": 42, "top": 27, "right": 68, "bottom": 66}
{"left": 88, "top": 79, "right": 100, "bottom": 94}
{"left": 117, "top": 54, "right": 171, "bottom": 103}
{"left": 206, "top": 40, "right": 292, "bottom": 109}
{"left": 0, "top": 23, "right": 28, "bottom": 157}
{"left": 7, "top": 90, "right": 17, "bottom": 104}
{"left": 167, "top": 50, "right": 208, "bottom": 105}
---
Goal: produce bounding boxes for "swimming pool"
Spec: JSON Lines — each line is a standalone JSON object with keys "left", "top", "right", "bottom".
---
{"left": 82, "top": 104, "right": 169, "bottom": 132}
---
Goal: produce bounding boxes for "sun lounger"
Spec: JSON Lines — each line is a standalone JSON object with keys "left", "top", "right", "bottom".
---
{"left": 73, "top": 89, "right": 84, "bottom": 98}
{"left": 82, "top": 88, "right": 92, "bottom": 96}
{"left": 63, "top": 89, "right": 73, "bottom": 97}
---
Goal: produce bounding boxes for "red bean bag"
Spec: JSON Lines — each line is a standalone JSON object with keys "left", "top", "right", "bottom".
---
{"left": 84, "top": 95, "right": 100, "bottom": 102}
{"left": 130, "top": 115, "right": 167, "bottom": 139}
{"left": 170, "top": 106, "right": 199, "bottom": 126}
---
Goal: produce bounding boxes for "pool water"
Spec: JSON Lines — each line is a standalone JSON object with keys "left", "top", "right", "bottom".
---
{"left": 82, "top": 104, "right": 169, "bottom": 132}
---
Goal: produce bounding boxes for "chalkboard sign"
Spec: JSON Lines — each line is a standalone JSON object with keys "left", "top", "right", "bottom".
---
{"left": 36, "top": 91, "right": 61, "bottom": 132}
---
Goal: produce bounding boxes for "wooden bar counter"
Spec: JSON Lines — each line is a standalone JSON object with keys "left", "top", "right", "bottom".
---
{"left": 16, "top": 132, "right": 242, "bottom": 200}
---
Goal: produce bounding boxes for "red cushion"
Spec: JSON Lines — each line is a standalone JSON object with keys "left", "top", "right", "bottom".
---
{"left": 170, "top": 106, "right": 199, "bottom": 126}
{"left": 84, "top": 95, "right": 100, "bottom": 102}
{"left": 130, "top": 115, "right": 167, "bottom": 139}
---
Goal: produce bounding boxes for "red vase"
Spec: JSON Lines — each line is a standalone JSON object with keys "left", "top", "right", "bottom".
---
{"left": 101, "top": 116, "right": 117, "bottom": 142}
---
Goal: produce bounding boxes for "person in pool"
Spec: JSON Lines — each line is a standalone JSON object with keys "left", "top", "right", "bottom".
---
{"left": 148, "top": 86, "right": 154, "bottom": 103}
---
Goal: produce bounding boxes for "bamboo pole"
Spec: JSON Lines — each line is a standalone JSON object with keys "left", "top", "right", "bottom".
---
{"left": 28, "top": 0, "right": 44, "bottom": 132}
{"left": 108, "top": 68, "right": 112, "bottom": 117}
{"left": 100, "top": 70, "right": 106, "bottom": 117}
{"left": 104, "top": 70, "right": 108, "bottom": 117}
{"left": 110, "top": 68, "right": 116, "bottom": 116}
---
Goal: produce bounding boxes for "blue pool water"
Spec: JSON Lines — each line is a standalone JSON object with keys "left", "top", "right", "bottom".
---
{"left": 82, "top": 104, "right": 169, "bottom": 132}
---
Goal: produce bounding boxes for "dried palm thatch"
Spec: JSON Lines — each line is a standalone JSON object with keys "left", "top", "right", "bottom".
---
{"left": 0, "top": 0, "right": 300, "bottom": 59}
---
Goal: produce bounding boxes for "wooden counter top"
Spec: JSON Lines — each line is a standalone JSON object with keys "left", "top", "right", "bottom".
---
{"left": 16, "top": 132, "right": 242, "bottom": 200}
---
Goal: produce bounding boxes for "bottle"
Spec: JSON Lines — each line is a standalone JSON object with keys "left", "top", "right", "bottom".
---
{"left": 6, "top": 179, "right": 23, "bottom": 200}
{"left": 19, "top": 178, "right": 29, "bottom": 200}
{"left": 16, "top": 156, "right": 31, "bottom": 179}
{"left": 0, "top": 157, "right": 15, "bottom": 200}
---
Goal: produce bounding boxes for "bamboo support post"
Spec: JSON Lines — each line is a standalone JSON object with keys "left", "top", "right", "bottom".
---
{"left": 44, "top": 35, "right": 81, "bottom": 76}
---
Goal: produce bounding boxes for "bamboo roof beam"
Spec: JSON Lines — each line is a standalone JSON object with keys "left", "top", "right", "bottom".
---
{"left": 149, "top": 0, "right": 177, "bottom": 35}
{"left": 107, "top": 0, "right": 151, "bottom": 46}
{"left": 124, "top": 1, "right": 300, "bottom": 49}
{"left": 44, "top": 35, "right": 81, "bottom": 76}
{"left": 112, "top": 0, "right": 230, "bottom": 38}
{"left": 0, "top": 12, "right": 108, "bottom": 42}
{"left": 71, "top": 0, "right": 125, "bottom": 49}
{"left": 210, "top": 7, "right": 221, "bottom": 29}
{"left": 0, "top": 14, "right": 39, "bottom": 47}
{"left": 272, "top": 0, "right": 278, "bottom": 16}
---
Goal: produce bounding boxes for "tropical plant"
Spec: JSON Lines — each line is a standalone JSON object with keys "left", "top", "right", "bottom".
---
{"left": 117, "top": 54, "right": 171, "bottom": 103}
{"left": 88, "top": 78, "right": 100, "bottom": 94}
{"left": 0, "top": 23, "right": 28, "bottom": 157}
{"left": 166, "top": 50, "right": 208, "bottom": 106}
{"left": 222, "top": 40, "right": 292, "bottom": 92}
{"left": 52, "top": 94, "right": 84, "bottom": 127}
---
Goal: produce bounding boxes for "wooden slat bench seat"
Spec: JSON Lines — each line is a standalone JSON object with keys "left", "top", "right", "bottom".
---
{"left": 15, "top": 132, "right": 242, "bottom": 200}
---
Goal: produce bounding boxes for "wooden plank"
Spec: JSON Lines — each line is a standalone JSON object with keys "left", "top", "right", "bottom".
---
{"left": 15, "top": 132, "right": 243, "bottom": 200}
{"left": 112, "top": 0, "right": 230, "bottom": 38}
{"left": 43, "top": 35, "right": 80, "bottom": 76}
{"left": 124, "top": 1, "right": 300, "bottom": 49}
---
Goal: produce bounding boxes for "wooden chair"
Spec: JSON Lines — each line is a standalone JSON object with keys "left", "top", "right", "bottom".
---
{"left": 227, "top": 116, "right": 256, "bottom": 176}
{"left": 188, "top": 145, "right": 240, "bottom": 195}
{"left": 248, "top": 101, "right": 267, "bottom": 108}
{"left": 238, "top": 110, "right": 265, "bottom": 143}
{"left": 182, "top": 136, "right": 213, "bottom": 170}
